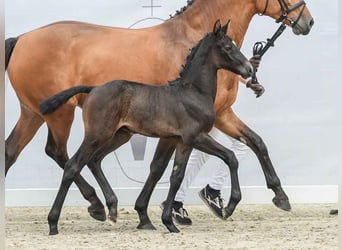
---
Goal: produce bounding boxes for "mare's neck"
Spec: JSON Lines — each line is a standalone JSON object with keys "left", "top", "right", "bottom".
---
{"left": 166, "top": 0, "right": 256, "bottom": 47}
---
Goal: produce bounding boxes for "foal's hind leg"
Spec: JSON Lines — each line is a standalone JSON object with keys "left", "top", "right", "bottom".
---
{"left": 48, "top": 130, "right": 114, "bottom": 235}
{"left": 135, "top": 138, "right": 176, "bottom": 230}
{"left": 45, "top": 111, "right": 106, "bottom": 222}
{"left": 215, "top": 108, "right": 290, "bottom": 211}
{"left": 5, "top": 105, "right": 44, "bottom": 175}
{"left": 87, "top": 129, "right": 133, "bottom": 224}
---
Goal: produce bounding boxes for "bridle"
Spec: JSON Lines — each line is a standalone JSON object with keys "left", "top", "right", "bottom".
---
{"left": 259, "top": 0, "right": 306, "bottom": 27}
{"left": 248, "top": 0, "right": 307, "bottom": 92}
{"left": 250, "top": 0, "right": 307, "bottom": 86}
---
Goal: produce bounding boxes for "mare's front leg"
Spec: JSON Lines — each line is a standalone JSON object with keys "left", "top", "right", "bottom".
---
{"left": 135, "top": 138, "right": 176, "bottom": 230}
{"left": 161, "top": 143, "right": 192, "bottom": 233}
{"left": 189, "top": 132, "right": 241, "bottom": 218}
{"left": 215, "top": 108, "right": 290, "bottom": 211}
{"left": 87, "top": 129, "right": 133, "bottom": 224}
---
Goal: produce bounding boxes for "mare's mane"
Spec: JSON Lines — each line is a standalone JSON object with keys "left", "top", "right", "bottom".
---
{"left": 169, "top": 0, "right": 195, "bottom": 19}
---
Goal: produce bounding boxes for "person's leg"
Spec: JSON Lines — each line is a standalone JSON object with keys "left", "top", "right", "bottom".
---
{"left": 208, "top": 135, "right": 249, "bottom": 190}
{"left": 174, "top": 148, "right": 209, "bottom": 203}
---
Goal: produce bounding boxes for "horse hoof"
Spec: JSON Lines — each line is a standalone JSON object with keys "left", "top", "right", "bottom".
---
{"left": 49, "top": 229, "right": 59, "bottom": 236}
{"left": 137, "top": 222, "right": 157, "bottom": 230}
{"left": 222, "top": 213, "right": 229, "bottom": 220}
{"left": 166, "top": 224, "right": 180, "bottom": 233}
{"left": 88, "top": 206, "right": 107, "bottom": 222}
{"left": 108, "top": 215, "right": 118, "bottom": 225}
{"left": 89, "top": 210, "right": 107, "bottom": 222}
{"left": 329, "top": 209, "right": 338, "bottom": 215}
{"left": 272, "top": 197, "right": 291, "bottom": 211}
{"left": 223, "top": 206, "right": 233, "bottom": 220}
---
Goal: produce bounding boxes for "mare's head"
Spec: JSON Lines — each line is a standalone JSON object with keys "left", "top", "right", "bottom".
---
{"left": 255, "top": 0, "right": 314, "bottom": 35}
{"left": 209, "top": 20, "right": 253, "bottom": 79}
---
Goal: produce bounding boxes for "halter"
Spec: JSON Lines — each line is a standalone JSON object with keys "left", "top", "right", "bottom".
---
{"left": 259, "top": 0, "right": 306, "bottom": 27}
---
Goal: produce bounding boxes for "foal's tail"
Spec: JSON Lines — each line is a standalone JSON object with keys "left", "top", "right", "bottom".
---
{"left": 5, "top": 37, "right": 19, "bottom": 70}
{"left": 39, "top": 86, "right": 94, "bottom": 115}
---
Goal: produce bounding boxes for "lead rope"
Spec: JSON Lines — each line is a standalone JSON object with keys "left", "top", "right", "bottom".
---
{"left": 251, "top": 23, "right": 287, "bottom": 83}
{"left": 114, "top": 151, "right": 170, "bottom": 184}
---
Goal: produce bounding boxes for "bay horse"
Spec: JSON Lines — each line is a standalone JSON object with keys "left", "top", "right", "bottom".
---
{"left": 40, "top": 20, "right": 254, "bottom": 234}
{"left": 5, "top": 0, "right": 314, "bottom": 221}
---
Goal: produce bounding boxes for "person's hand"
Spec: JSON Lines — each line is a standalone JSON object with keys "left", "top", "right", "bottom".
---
{"left": 249, "top": 55, "right": 261, "bottom": 69}
{"left": 246, "top": 79, "right": 265, "bottom": 98}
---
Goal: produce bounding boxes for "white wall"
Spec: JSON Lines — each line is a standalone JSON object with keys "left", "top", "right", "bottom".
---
{"left": 5, "top": 1, "right": 339, "bottom": 206}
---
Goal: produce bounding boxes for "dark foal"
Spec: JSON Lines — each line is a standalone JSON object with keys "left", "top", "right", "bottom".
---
{"left": 40, "top": 20, "right": 253, "bottom": 235}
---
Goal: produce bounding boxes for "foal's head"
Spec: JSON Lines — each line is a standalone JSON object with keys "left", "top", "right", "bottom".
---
{"left": 209, "top": 20, "right": 253, "bottom": 79}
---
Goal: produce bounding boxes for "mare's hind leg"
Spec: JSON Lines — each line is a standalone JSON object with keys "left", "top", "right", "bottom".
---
{"left": 45, "top": 109, "right": 106, "bottom": 222}
{"left": 5, "top": 104, "right": 44, "bottom": 175}
{"left": 87, "top": 129, "right": 133, "bottom": 224}
{"left": 135, "top": 138, "right": 176, "bottom": 230}
{"left": 161, "top": 142, "right": 192, "bottom": 233}
{"left": 215, "top": 108, "right": 290, "bottom": 211}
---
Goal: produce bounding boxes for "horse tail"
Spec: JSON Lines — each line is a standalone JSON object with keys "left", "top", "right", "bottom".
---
{"left": 5, "top": 37, "right": 19, "bottom": 70}
{"left": 39, "top": 86, "right": 94, "bottom": 115}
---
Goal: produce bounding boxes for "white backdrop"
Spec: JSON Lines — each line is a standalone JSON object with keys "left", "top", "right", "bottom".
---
{"left": 5, "top": 0, "right": 339, "bottom": 206}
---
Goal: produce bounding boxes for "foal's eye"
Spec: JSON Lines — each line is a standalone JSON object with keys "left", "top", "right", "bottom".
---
{"left": 224, "top": 45, "right": 232, "bottom": 50}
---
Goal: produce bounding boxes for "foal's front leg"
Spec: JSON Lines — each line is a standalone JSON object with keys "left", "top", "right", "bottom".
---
{"left": 190, "top": 132, "right": 241, "bottom": 218}
{"left": 161, "top": 143, "right": 192, "bottom": 233}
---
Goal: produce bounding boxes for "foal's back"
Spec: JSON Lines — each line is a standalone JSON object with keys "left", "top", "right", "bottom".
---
{"left": 83, "top": 79, "right": 213, "bottom": 139}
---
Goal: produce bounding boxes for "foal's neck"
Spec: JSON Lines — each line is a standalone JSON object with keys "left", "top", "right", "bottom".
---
{"left": 180, "top": 49, "right": 218, "bottom": 101}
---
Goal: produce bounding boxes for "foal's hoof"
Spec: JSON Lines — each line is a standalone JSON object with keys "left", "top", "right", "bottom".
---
{"left": 108, "top": 215, "right": 117, "bottom": 225}
{"left": 137, "top": 222, "right": 157, "bottom": 230}
{"left": 166, "top": 223, "right": 180, "bottom": 233}
{"left": 88, "top": 206, "right": 107, "bottom": 222}
{"left": 222, "top": 206, "right": 234, "bottom": 220}
{"left": 49, "top": 228, "right": 59, "bottom": 236}
{"left": 272, "top": 196, "right": 291, "bottom": 211}
{"left": 329, "top": 209, "right": 338, "bottom": 215}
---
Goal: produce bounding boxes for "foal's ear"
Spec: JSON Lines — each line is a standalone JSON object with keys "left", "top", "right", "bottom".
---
{"left": 213, "top": 19, "right": 222, "bottom": 35}
{"left": 221, "top": 19, "right": 231, "bottom": 35}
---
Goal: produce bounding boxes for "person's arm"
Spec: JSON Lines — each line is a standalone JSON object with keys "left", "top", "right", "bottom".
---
{"left": 242, "top": 55, "right": 265, "bottom": 97}
{"left": 239, "top": 76, "right": 249, "bottom": 85}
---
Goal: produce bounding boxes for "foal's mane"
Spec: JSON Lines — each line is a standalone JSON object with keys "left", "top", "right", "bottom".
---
{"left": 169, "top": 0, "right": 195, "bottom": 19}
{"left": 169, "top": 31, "right": 214, "bottom": 86}
{"left": 178, "top": 36, "right": 205, "bottom": 78}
